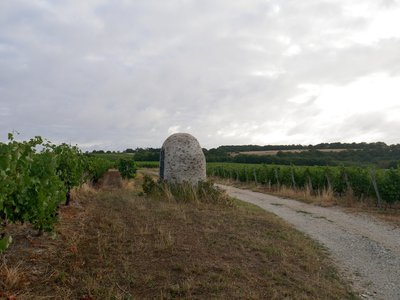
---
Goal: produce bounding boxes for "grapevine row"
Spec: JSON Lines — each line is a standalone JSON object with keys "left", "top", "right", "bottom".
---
{"left": 207, "top": 162, "right": 400, "bottom": 205}
{"left": 0, "top": 134, "right": 114, "bottom": 235}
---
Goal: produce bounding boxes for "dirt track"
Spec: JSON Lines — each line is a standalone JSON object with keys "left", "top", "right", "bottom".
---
{"left": 218, "top": 184, "right": 400, "bottom": 300}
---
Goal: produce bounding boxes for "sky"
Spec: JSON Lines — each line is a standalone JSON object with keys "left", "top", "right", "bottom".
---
{"left": 1, "top": 0, "right": 400, "bottom": 150}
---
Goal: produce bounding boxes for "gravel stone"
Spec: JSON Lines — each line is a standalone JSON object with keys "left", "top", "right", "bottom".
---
{"left": 219, "top": 184, "right": 400, "bottom": 300}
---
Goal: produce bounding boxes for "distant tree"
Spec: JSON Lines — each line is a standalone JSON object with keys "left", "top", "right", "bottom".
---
{"left": 92, "top": 150, "right": 105, "bottom": 154}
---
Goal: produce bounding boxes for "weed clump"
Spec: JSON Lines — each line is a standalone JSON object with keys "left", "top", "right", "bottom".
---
{"left": 142, "top": 175, "right": 233, "bottom": 206}
{"left": 142, "top": 174, "right": 158, "bottom": 194}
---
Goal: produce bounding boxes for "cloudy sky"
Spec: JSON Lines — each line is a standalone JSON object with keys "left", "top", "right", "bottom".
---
{"left": 1, "top": 0, "right": 400, "bottom": 150}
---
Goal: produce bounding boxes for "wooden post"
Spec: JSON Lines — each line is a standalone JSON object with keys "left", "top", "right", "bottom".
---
{"left": 307, "top": 176, "right": 313, "bottom": 193}
{"left": 274, "top": 169, "right": 280, "bottom": 189}
{"left": 325, "top": 174, "right": 332, "bottom": 191}
{"left": 253, "top": 169, "right": 258, "bottom": 186}
{"left": 65, "top": 189, "right": 71, "bottom": 206}
{"left": 343, "top": 172, "right": 351, "bottom": 191}
{"left": 291, "top": 168, "right": 296, "bottom": 189}
{"left": 369, "top": 169, "right": 382, "bottom": 208}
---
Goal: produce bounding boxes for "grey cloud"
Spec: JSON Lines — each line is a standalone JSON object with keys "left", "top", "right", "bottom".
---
{"left": 284, "top": 38, "right": 400, "bottom": 85}
{"left": 380, "top": 0, "right": 399, "bottom": 8}
{"left": 1, "top": 0, "right": 400, "bottom": 149}
{"left": 332, "top": 112, "right": 400, "bottom": 143}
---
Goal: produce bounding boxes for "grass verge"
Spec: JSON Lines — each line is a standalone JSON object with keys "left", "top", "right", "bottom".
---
{"left": 212, "top": 176, "right": 400, "bottom": 227}
{"left": 0, "top": 174, "right": 356, "bottom": 299}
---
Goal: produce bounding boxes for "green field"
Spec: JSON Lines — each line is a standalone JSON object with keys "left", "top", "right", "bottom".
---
{"left": 136, "top": 161, "right": 160, "bottom": 168}
{"left": 90, "top": 152, "right": 135, "bottom": 161}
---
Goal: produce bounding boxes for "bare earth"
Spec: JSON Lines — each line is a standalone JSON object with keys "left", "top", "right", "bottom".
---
{"left": 217, "top": 184, "right": 400, "bottom": 300}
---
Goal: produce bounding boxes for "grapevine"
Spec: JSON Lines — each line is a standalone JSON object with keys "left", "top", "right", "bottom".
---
{"left": 207, "top": 162, "right": 400, "bottom": 205}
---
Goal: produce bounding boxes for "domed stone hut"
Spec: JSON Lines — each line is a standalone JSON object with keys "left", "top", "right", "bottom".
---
{"left": 160, "top": 133, "right": 206, "bottom": 185}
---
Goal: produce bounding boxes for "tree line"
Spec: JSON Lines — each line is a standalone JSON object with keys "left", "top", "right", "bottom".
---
{"left": 112, "top": 142, "right": 400, "bottom": 168}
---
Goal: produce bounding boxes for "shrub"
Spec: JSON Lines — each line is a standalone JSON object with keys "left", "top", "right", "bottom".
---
{"left": 87, "top": 157, "right": 115, "bottom": 184}
{"left": 118, "top": 159, "right": 137, "bottom": 179}
{"left": 142, "top": 175, "right": 158, "bottom": 195}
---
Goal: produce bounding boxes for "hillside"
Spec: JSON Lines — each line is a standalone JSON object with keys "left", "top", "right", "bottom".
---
{"left": 97, "top": 142, "right": 400, "bottom": 168}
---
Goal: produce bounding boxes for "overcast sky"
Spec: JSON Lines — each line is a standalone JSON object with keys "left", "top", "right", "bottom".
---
{"left": 1, "top": 0, "right": 400, "bottom": 150}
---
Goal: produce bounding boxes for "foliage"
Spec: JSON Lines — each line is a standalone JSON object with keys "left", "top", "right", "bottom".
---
{"left": 90, "top": 141, "right": 400, "bottom": 168}
{"left": 136, "top": 161, "right": 160, "bottom": 168}
{"left": 0, "top": 134, "right": 115, "bottom": 236}
{"left": 207, "top": 162, "right": 400, "bottom": 205}
{"left": 206, "top": 143, "right": 400, "bottom": 168}
{"left": 142, "top": 175, "right": 158, "bottom": 195}
{"left": 52, "top": 143, "right": 86, "bottom": 205}
{"left": 27, "top": 150, "right": 66, "bottom": 230}
{"left": 380, "top": 168, "right": 400, "bottom": 204}
{"left": 86, "top": 156, "right": 115, "bottom": 184}
{"left": 0, "top": 134, "right": 66, "bottom": 232}
{"left": 0, "top": 235, "right": 12, "bottom": 253}
{"left": 90, "top": 149, "right": 159, "bottom": 162}
{"left": 133, "top": 148, "right": 160, "bottom": 161}
{"left": 52, "top": 143, "right": 86, "bottom": 190}
{"left": 117, "top": 158, "right": 137, "bottom": 179}
{"left": 89, "top": 152, "right": 135, "bottom": 162}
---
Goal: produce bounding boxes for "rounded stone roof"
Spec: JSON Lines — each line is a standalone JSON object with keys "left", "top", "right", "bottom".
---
{"left": 162, "top": 133, "right": 202, "bottom": 150}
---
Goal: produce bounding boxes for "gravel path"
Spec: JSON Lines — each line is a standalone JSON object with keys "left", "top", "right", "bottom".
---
{"left": 218, "top": 184, "right": 400, "bottom": 300}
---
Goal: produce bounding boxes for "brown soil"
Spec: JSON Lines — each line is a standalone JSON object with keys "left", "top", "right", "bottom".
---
{"left": 218, "top": 184, "right": 400, "bottom": 300}
{"left": 0, "top": 176, "right": 355, "bottom": 299}
{"left": 99, "top": 169, "right": 123, "bottom": 189}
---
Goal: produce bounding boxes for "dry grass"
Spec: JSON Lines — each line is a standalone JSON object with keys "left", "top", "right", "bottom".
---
{"left": 213, "top": 176, "right": 400, "bottom": 227}
{"left": 0, "top": 174, "right": 356, "bottom": 299}
{"left": 0, "top": 261, "right": 23, "bottom": 290}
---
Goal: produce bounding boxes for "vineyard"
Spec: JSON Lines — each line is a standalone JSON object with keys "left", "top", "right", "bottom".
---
{"left": 4, "top": 135, "right": 395, "bottom": 240}
{"left": 114, "top": 160, "right": 400, "bottom": 205}
{"left": 207, "top": 162, "right": 400, "bottom": 205}
{"left": 0, "top": 135, "right": 138, "bottom": 251}
{"left": 136, "top": 161, "right": 160, "bottom": 168}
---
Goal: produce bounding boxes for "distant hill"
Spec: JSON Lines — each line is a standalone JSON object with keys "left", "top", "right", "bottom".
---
{"left": 205, "top": 142, "right": 400, "bottom": 168}
{"left": 91, "top": 142, "right": 400, "bottom": 169}
{"left": 216, "top": 142, "right": 391, "bottom": 153}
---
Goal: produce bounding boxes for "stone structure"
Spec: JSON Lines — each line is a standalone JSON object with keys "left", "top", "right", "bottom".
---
{"left": 160, "top": 133, "right": 206, "bottom": 185}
